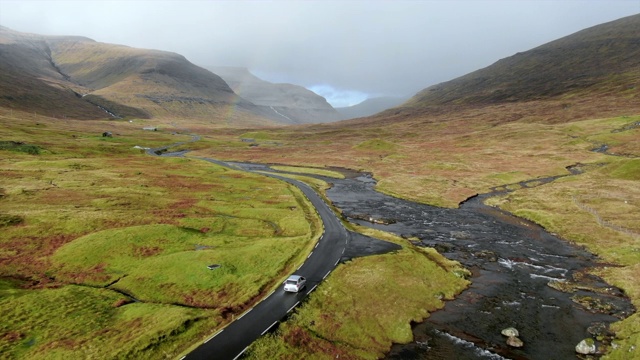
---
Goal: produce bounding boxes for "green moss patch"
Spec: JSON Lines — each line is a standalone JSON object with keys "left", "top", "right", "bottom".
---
{"left": 0, "top": 141, "right": 42, "bottom": 155}
{"left": 353, "top": 138, "right": 397, "bottom": 152}
{"left": 606, "top": 158, "right": 640, "bottom": 180}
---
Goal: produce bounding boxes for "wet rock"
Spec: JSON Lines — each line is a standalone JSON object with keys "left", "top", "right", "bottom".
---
{"left": 587, "top": 322, "right": 608, "bottom": 337}
{"left": 506, "top": 336, "right": 524, "bottom": 348}
{"left": 572, "top": 295, "right": 616, "bottom": 315}
{"left": 431, "top": 242, "right": 455, "bottom": 253}
{"left": 347, "top": 213, "right": 396, "bottom": 225}
{"left": 501, "top": 328, "right": 523, "bottom": 348}
{"left": 576, "top": 338, "right": 596, "bottom": 355}
{"left": 450, "top": 230, "right": 472, "bottom": 239}
{"left": 501, "top": 327, "right": 519, "bottom": 337}
{"left": 475, "top": 250, "right": 498, "bottom": 262}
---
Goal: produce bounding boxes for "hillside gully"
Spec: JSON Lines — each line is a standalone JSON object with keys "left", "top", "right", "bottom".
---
{"left": 322, "top": 171, "right": 634, "bottom": 360}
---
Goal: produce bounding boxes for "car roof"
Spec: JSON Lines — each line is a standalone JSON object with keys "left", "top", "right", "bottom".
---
{"left": 286, "top": 275, "right": 303, "bottom": 281}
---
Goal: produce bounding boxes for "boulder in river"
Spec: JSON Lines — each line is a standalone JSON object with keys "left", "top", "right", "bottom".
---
{"left": 502, "top": 327, "right": 523, "bottom": 348}
{"left": 501, "top": 327, "right": 519, "bottom": 337}
{"left": 506, "top": 336, "right": 524, "bottom": 348}
{"left": 575, "top": 338, "right": 596, "bottom": 355}
{"left": 476, "top": 249, "right": 498, "bottom": 262}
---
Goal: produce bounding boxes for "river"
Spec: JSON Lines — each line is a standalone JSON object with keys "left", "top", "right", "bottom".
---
{"left": 319, "top": 171, "right": 633, "bottom": 360}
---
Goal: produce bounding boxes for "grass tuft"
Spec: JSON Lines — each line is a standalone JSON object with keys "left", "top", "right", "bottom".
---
{"left": 0, "top": 141, "right": 42, "bottom": 155}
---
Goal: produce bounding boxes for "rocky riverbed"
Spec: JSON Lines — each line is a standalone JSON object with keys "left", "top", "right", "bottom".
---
{"left": 321, "top": 172, "right": 633, "bottom": 360}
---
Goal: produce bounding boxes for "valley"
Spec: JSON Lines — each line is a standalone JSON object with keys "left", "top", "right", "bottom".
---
{"left": 1, "top": 11, "right": 639, "bottom": 360}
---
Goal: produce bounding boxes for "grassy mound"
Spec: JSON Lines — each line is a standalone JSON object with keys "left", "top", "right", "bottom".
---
{"left": 0, "top": 112, "right": 320, "bottom": 359}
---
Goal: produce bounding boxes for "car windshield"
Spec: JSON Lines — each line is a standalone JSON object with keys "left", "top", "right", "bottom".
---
{"left": 286, "top": 280, "right": 297, "bottom": 285}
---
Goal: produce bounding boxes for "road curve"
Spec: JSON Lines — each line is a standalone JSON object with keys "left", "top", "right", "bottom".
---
{"left": 183, "top": 159, "right": 350, "bottom": 360}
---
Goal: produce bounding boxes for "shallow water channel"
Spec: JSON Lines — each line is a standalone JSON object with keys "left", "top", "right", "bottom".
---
{"left": 320, "top": 172, "right": 633, "bottom": 360}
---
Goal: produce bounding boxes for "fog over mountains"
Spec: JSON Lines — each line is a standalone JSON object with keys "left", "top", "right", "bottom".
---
{"left": 4, "top": 1, "right": 636, "bottom": 108}
{"left": 209, "top": 66, "right": 342, "bottom": 124}
{"left": 1, "top": 12, "right": 639, "bottom": 126}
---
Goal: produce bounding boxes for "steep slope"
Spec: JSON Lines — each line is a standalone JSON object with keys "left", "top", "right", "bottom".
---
{"left": 336, "top": 96, "right": 409, "bottom": 119}
{"left": 0, "top": 26, "right": 275, "bottom": 125}
{"left": 210, "top": 66, "right": 341, "bottom": 124}
{"left": 0, "top": 26, "right": 117, "bottom": 119}
{"left": 390, "top": 14, "right": 640, "bottom": 123}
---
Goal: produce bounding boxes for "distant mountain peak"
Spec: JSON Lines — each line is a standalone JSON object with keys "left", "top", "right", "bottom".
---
{"left": 336, "top": 96, "right": 409, "bottom": 120}
{"left": 210, "top": 66, "right": 341, "bottom": 124}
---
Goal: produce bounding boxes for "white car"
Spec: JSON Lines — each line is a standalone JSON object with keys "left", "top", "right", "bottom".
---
{"left": 284, "top": 275, "right": 306, "bottom": 293}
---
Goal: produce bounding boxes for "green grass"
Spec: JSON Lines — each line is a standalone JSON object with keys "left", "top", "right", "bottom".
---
{"left": 606, "top": 158, "right": 640, "bottom": 180}
{"left": 353, "top": 138, "right": 397, "bottom": 152}
{"left": 52, "top": 224, "right": 313, "bottom": 307}
{"left": 270, "top": 165, "right": 345, "bottom": 179}
{"left": 239, "top": 131, "right": 275, "bottom": 140}
{"left": 0, "top": 283, "right": 211, "bottom": 359}
{"left": 485, "top": 171, "right": 528, "bottom": 184}
{"left": 0, "top": 113, "right": 321, "bottom": 359}
{"left": 247, "top": 242, "right": 469, "bottom": 360}
{"left": 0, "top": 141, "right": 42, "bottom": 155}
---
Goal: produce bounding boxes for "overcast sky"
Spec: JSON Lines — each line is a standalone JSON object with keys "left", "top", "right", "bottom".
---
{"left": 1, "top": 1, "right": 638, "bottom": 107}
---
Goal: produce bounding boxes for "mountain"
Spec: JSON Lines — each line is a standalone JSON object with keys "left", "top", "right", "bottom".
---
{"left": 336, "top": 96, "right": 409, "bottom": 119}
{"left": 0, "top": 26, "right": 275, "bottom": 125}
{"left": 209, "top": 66, "right": 342, "bottom": 124}
{"left": 0, "top": 26, "right": 123, "bottom": 119}
{"left": 388, "top": 14, "right": 640, "bottom": 123}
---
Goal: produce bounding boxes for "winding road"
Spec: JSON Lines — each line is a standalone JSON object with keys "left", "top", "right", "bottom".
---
{"left": 182, "top": 159, "right": 351, "bottom": 360}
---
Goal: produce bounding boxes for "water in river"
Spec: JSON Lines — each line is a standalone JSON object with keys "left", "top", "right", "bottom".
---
{"left": 323, "top": 173, "right": 633, "bottom": 360}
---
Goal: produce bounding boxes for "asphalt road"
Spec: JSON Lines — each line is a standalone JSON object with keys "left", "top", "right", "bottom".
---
{"left": 183, "top": 159, "right": 350, "bottom": 360}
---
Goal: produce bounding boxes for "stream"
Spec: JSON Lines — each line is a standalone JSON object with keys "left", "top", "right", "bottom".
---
{"left": 318, "top": 171, "right": 633, "bottom": 360}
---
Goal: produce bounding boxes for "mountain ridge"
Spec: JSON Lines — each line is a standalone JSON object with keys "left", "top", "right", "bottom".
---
{"left": 0, "top": 26, "right": 277, "bottom": 125}
{"left": 387, "top": 13, "right": 639, "bottom": 122}
{"left": 336, "top": 96, "right": 409, "bottom": 120}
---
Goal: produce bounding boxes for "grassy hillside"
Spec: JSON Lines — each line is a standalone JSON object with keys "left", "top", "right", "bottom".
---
{"left": 392, "top": 14, "right": 640, "bottom": 123}
{"left": 0, "top": 26, "right": 276, "bottom": 126}
{"left": 0, "top": 108, "right": 318, "bottom": 358}
{"left": 0, "top": 27, "right": 112, "bottom": 119}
